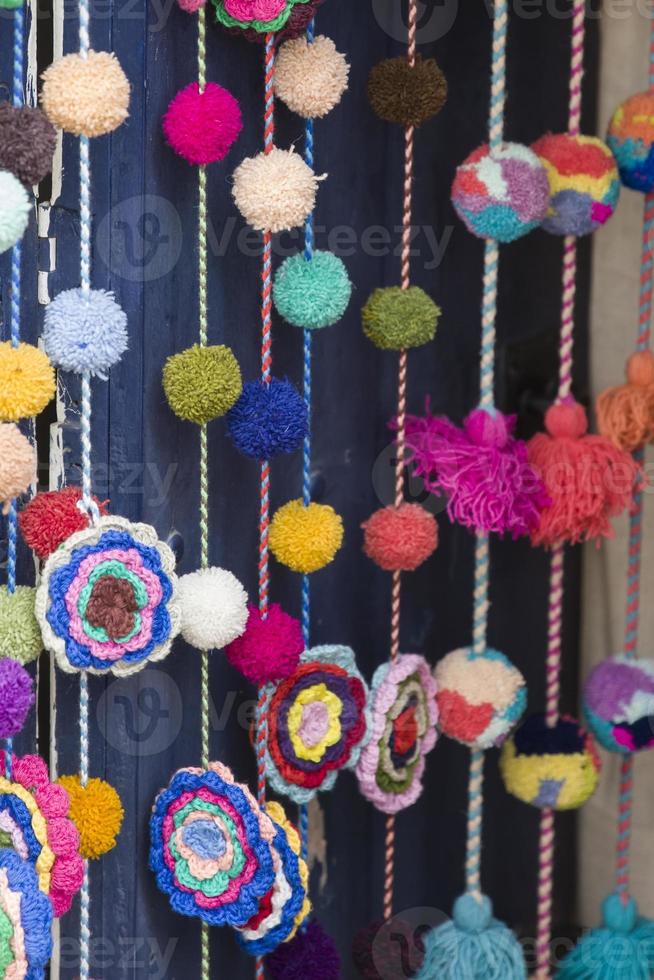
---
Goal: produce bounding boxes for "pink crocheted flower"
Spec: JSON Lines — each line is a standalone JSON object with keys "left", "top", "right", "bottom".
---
{"left": 224, "top": 0, "right": 286, "bottom": 20}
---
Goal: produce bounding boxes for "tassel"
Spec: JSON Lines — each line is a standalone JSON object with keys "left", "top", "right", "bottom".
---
{"left": 558, "top": 894, "right": 654, "bottom": 979}
{"left": 596, "top": 350, "right": 654, "bottom": 452}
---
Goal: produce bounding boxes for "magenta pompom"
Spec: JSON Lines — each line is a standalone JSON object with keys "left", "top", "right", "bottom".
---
{"left": 162, "top": 82, "right": 243, "bottom": 166}
{"left": 177, "top": 0, "right": 205, "bottom": 9}
{"left": 0, "top": 658, "right": 34, "bottom": 738}
{"left": 225, "top": 603, "right": 304, "bottom": 685}
{"left": 403, "top": 405, "right": 549, "bottom": 537}
{"left": 266, "top": 919, "right": 341, "bottom": 980}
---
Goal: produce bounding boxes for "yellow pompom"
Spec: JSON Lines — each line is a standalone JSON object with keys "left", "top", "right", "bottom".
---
{"left": 58, "top": 775, "right": 124, "bottom": 859}
{"left": 0, "top": 342, "right": 55, "bottom": 422}
{"left": 269, "top": 499, "right": 343, "bottom": 573}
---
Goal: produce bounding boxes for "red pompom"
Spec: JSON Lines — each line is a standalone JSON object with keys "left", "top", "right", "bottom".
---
{"left": 19, "top": 487, "right": 109, "bottom": 560}
{"left": 362, "top": 503, "right": 438, "bottom": 571}
{"left": 162, "top": 82, "right": 242, "bottom": 166}
{"left": 225, "top": 603, "right": 304, "bottom": 685}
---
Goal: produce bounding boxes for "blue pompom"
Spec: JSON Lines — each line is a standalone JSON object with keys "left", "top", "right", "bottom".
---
{"left": 273, "top": 251, "right": 352, "bottom": 330}
{"left": 44, "top": 287, "right": 128, "bottom": 377}
{"left": 226, "top": 378, "right": 308, "bottom": 459}
{"left": 558, "top": 894, "right": 654, "bottom": 979}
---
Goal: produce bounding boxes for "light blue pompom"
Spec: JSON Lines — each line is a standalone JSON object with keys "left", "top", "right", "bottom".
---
{"left": 558, "top": 894, "right": 654, "bottom": 979}
{"left": 273, "top": 250, "right": 352, "bottom": 330}
{"left": 0, "top": 171, "right": 30, "bottom": 254}
{"left": 44, "top": 287, "right": 128, "bottom": 377}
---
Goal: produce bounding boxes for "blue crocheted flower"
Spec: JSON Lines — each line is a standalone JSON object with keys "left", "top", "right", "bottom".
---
{"left": 0, "top": 848, "right": 53, "bottom": 979}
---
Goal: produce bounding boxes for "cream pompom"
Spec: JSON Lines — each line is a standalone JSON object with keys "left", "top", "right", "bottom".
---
{"left": 177, "top": 567, "right": 248, "bottom": 651}
{"left": 232, "top": 147, "right": 322, "bottom": 233}
{"left": 275, "top": 35, "right": 349, "bottom": 119}
{"left": 41, "top": 51, "right": 130, "bottom": 137}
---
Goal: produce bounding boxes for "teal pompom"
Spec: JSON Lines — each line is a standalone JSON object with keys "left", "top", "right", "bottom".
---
{"left": 0, "top": 171, "right": 30, "bottom": 255}
{"left": 558, "top": 894, "right": 654, "bottom": 979}
{"left": 415, "top": 894, "right": 526, "bottom": 980}
{"left": 273, "top": 250, "right": 352, "bottom": 330}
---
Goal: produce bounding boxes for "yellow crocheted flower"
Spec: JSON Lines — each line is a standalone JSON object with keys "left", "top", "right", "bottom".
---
{"left": 288, "top": 684, "right": 342, "bottom": 762}
{"left": 266, "top": 801, "right": 311, "bottom": 938}
{"left": 269, "top": 499, "right": 343, "bottom": 573}
{"left": 58, "top": 775, "right": 124, "bottom": 859}
{"left": 0, "top": 343, "right": 55, "bottom": 421}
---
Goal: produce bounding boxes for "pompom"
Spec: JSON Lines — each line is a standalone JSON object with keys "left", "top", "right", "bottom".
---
{"left": 41, "top": 51, "right": 130, "bottom": 137}
{"left": 500, "top": 714, "right": 601, "bottom": 810}
{"left": 404, "top": 406, "right": 549, "bottom": 537}
{"left": 57, "top": 775, "right": 124, "bottom": 859}
{"left": 0, "top": 424, "right": 36, "bottom": 513}
{"left": 528, "top": 398, "right": 639, "bottom": 547}
{"left": 0, "top": 341, "right": 55, "bottom": 421}
{"left": 596, "top": 350, "right": 654, "bottom": 452}
{"left": 362, "top": 503, "right": 438, "bottom": 572}
{"left": 266, "top": 918, "right": 341, "bottom": 979}
{"left": 163, "top": 344, "right": 242, "bottom": 424}
{"left": 225, "top": 603, "right": 304, "bottom": 685}
{"left": 178, "top": 567, "right": 248, "bottom": 650}
{"left": 367, "top": 55, "right": 447, "bottom": 127}
{"left": 0, "top": 170, "right": 30, "bottom": 254}
{"left": 232, "top": 147, "right": 321, "bottom": 234}
{"left": 0, "top": 104, "right": 57, "bottom": 187}
{"left": 177, "top": 0, "right": 205, "bottom": 10}
{"left": 353, "top": 918, "right": 425, "bottom": 979}
{"left": 607, "top": 92, "right": 654, "bottom": 192}
{"left": 532, "top": 133, "right": 620, "bottom": 236}
{"left": 0, "top": 0, "right": 23, "bottom": 8}
{"left": 362, "top": 286, "right": 440, "bottom": 350}
{"left": 558, "top": 894, "right": 654, "bottom": 979}
{"left": 0, "top": 586, "right": 42, "bottom": 664}
{"left": 226, "top": 377, "right": 308, "bottom": 459}
{"left": 583, "top": 656, "right": 654, "bottom": 753}
{"left": 162, "top": 82, "right": 242, "bottom": 165}
{"left": 44, "top": 287, "right": 128, "bottom": 376}
{"left": 435, "top": 647, "right": 527, "bottom": 750}
{"left": 451, "top": 142, "right": 550, "bottom": 242}
{"left": 269, "top": 499, "right": 344, "bottom": 573}
{"left": 19, "top": 486, "right": 109, "bottom": 560}
{"left": 273, "top": 251, "right": 352, "bottom": 330}
{"left": 275, "top": 35, "right": 349, "bottom": 119}
{"left": 0, "top": 659, "right": 34, "bottom": 737}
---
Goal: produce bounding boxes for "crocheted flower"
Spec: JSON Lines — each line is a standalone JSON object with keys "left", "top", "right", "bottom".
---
{"left": 262, "top": 645, "right": 371, "bottom": 804}
{"left": 0, "top": 751, "right": 83, "bottom": 918}
{"left": 35, "top": 516, "right": 181, "bottom": 676}
{"left": 214, "top": 0, "right": 311, "bottom": 32}
{"left": 356, "top": 654, "right": 438, "bottom": 814}
{"left": 0, "top": 849, "right": 53, "bottom": 980}
{"left": 150, "top": 762, "right": 276, "bottom": 928}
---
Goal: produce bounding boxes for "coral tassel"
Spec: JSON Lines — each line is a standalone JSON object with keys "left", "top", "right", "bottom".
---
{"left": 597, "top": 349, "right": 654, "bottom": 452}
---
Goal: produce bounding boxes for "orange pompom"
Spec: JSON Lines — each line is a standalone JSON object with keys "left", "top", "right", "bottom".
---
{"left": 362, "top": 503, "right": 438, "bottom": 571}
{"left": 596, "top": 350, "right": 654, "bottom": 452}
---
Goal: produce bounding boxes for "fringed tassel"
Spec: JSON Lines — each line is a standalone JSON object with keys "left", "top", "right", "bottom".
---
{"left": 597, "top": 351, "right": 654, "bottom": 453}
{"left": 558, "top": 894, "right": 654, "bottom": 979}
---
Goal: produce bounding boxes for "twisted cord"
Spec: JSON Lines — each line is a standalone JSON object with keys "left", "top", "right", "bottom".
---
{"left": 535, "top": 809, "right": 555, "bottom": 980}
{"left": 79, "top": 670, "right": 90, "bottom": 980}
{"left": 465, "top": 749, "right": 484, "bottom": 900}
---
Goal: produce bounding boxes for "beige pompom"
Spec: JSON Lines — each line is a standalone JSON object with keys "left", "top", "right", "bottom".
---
{"left": 0, "top": 424, "right": 36, "bottom": 514}
{"left": 41, "top": 51, "right": 130, "bottom": 137}
{"left": 275, "top": 35, "right": 349, "bottom": 119}
{"left": 232, "top": 147, "right": 322, "bottom": 234}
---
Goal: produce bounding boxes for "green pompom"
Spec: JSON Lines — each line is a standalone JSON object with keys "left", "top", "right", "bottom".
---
{"left": 0, "top": 586, "right": 42, "bottom": 665}
{"left": 0, "top": 0, "right": 23, "bottom": 10}
{"left": 273, "top": 251, "right": 352, "bottom": 330}
{"left": 362, "top": 286, "right": 440, "bottom": 350}
{"left": 163, "top": 345, "right": 242, "bottom": 425}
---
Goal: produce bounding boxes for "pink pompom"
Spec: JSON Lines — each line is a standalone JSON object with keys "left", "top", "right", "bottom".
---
{"left": 362, "top": 503, "right": 438, "bottom": 571}
{"left": 162, "top": 82, "right": 243, "bottom": 166}
{"left": 225, "top": 603, "right": 304, "bottom": 685}
{"left": 177, "top": 0, "right": 205, "bottom": 10}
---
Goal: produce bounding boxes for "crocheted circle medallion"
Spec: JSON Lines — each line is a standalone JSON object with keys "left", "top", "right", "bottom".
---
{"left": 35, "top": 515, "right": 181, "bottom": 676}
{"left": 213, "top": 0, "right": 312, "bottom": 32}
{"left": 356, "top": 654, "right": 438, "bottom": 814}
{"left": 607, "top": 92, "right": 654, "bottom": 192}
{"left": 0, "top": 848, "right": 53, "bottom": 980}
{"left": 0, "top": 586, "right": 42, "bottom": 665}
{"left": 583, "top": 656, "right": 654, "bottom": 754}
{"left": 0, "top": 751, "right": 83, "bottom": 917}
{"left": 262, "top": 645, "right": 371, "bottom": 804}
{"left": 149, "top": 761, "right": 276, "bottom": 927}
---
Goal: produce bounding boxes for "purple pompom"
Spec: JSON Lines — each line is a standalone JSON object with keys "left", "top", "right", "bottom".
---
{"left": 266, "top": 919, "right": 340, "bottom": 980}
{"left": 352, "top": 919, "right": 426, "bottom": 979}
{"left": 0, "top": 658, "right": 34, "bottom": 737}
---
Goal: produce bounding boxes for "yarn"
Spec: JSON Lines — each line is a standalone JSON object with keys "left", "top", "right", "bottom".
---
{"left": 269, "top": 499, "right": 344, "bottom": 574}
{"left": 0, "top": 424, "right": 36, "bottom": 514}
{"left": 607, "top": 92, "right": 654, "bottom": 192}
{"left": 213, "top": 0, "right": 312, "bottom": 32}
{"left": 0, "top": 0, "right": 23, "bottom": 8}
{"left": 451, "top": 142, "right": 550, "bottom": 242}
{"left": 19, "top": 486, "right": 109, "bottom": 560}
{"left": 596, "top": 350, "right": 654, "bottom": 452}
{"left": 41, "top": 51, "right": 130, "bottom": 137}
{"left": 527, "top": 399, "right": 639, "bottom": 547}
{"left": 558, "top": 894, "right": 654, "bottom": 979}
{"left": 35, "top": 515, "right": 181, "bottom": 676}
{"left": 177, "top": 0, "right": 205, "bottom": 10}
{"left": 0, "top": 170, "right": 30, "bottom": 255}
{"left": 0, "top": 586, "right": 42, "bottom": 665}
{"left": 404, "top": 406, "right": 549, "bottom": 538}
{"left": 356, "top": 653, "right": 438, "bottom": 814}
{"left": 0, "top": 659, "right": 33, "bottom": 738}
{"left": 163, "top": 344, "right": 242, "bottom": 424}
{"left": 0, "top": 849, "right": 53, "bottom": 979}
{"left": 162, "top": 82, "right": 243, "bottom": 166}
{"left": 266, "top": 917, "right": 341, "bottom": 979}
{"left": 362, "top": 286, "right": 440, "bottom": 351}
{"left": 177, "top": 566, "right": 248, "bottom": 651}
{"left": 221, "top": 0, "right": 323, "bottom": 41}
{"left": 435, "top": 647, "right": 527, "bottom": 750}
{"left": 0, "top": 103, "right": 57, "bottom": 187}
{"left": 352, "top": 918, "right": 426, "bottom": 979}
{"left": 57, "top": 775, "right": 124, "bottom": 859}
{"left": 362, "top": 503, "right": 438, "bottom": 572}
{"left": 273, "top": 250, "right": 352, "bottom": 330}
{"left": 500, "top": 713, "right": 601, "bottom": 810}
{"left": 226, "top": 377, "right": 308, "bottom": 459}
{"left": 583, "top": 656, "right": 654, "bottom": 753}
{"left": 225, "top": 603, "right": 304, "bottom": 686}
{"left": 44, "top": 287, "right": 128, "bottom": 377}
{"left": 367, "top": 55, "right": 447, "bottom": 127}
{"left": 532, "top": 133, "right": 620, "bottom": 236}
{"left": 232, "top": 147, "right": 322, "bottom": 234}
{"left": 275, "top": 35, "right": 349, "bottom": 119}
{"left": 0, "top": 341, "right": 55, "bottom": 421}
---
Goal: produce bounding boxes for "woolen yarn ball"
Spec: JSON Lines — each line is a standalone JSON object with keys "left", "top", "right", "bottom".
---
{"left": 362, "top": 286, "right": 440, "bottom": 350}
{"left": 225, "top": 603, "right": 304, "bottom": 685}
{"left": 177, "top": 567, "right": 248, "bottom": 650}
{"left": 0, "top": 586, "right": 42, "bottom": 665}
{"left": 266, "top": 918, "right": 341, "bottom": 980}
{"left": 0, "top": 104, "right": 57, "bottom": 187}
{"left": 19, "top": 486, "right": 109, "bottom": 560}
{"left": 44, "top": 287, "right": 128, "bottom": 376}
{"left": 368, "top": 55, "right": 447, "bottom": 127}
{"left": 163, "top": 344, "right": 242, "bottom": 424}
{"left": 607, "top": 92, "right": 654, "bottom": 192}
{"left": 583, "top": 656, "right": 654, "bottom": 753}
{"left": 41, "top": 51, "right": 130, "bottom": 137}
{"left": 0, "top": 424, "right": 36, "bottom": 513}
{"left": 162, "top": 82, "right": 242, "bottom": 165}
{"left": 226, "top": 377, "right": 308, "bottom": 459}
{"left": 275, "top": 35, "right": 349, "bottom": 119}
{"left": 232, "top": 147, "right": 321, "bottom": 234}
{"left": 362, "top": 503, "right": 438, "bottom": 572}
{"left": 269, "top": 499, "right": 344, "bottom": 573}
{"left": 0, "top": 658, "right": 34, "bottom": 738}
{"left": 0, "top": 170, "right": 30, "bottom": 254}
{"left": 0, "top": 341, "right": 55, "bottom": 421}
{"left": 273, "top": 251, "right": 352, "bottom": 330}
{"left": 58, "top": 775, "right": 124, "bottom": 859}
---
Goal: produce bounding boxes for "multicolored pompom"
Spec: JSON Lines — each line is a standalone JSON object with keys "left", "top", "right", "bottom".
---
{"left": 607, "top": 92, "right": 654, "bottom": 192}
{"left": 583, "top": 656, "right": 654, "bottom": 754}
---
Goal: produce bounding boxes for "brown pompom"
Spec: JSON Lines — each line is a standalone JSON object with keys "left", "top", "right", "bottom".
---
{"left": 367, "top": 55, "right": 447, "bottom": 127}
{"left": 0, "top": 104, "right": 57, "bottom": 187}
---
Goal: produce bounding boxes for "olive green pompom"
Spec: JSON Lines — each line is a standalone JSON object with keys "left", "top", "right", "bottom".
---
{"left": 163, "top": 345, "right": 242, "bottom": 424}
{"left": 367, "top": 55, "right": 447, "bottom": 128}
{"left": 0, "top": 586, "right": 42, "bottom": 665}
{"left": 362, "top": 286, "right": 440, "bottom": 350}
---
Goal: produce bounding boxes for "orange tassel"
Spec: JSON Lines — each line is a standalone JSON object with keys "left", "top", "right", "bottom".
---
{"left": 596, "top": 349, "right": 654, "bottom": 452}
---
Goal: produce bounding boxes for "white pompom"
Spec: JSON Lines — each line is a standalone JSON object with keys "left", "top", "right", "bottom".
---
{"left": 178, "top": 567, "right": 248, "bottom": 651}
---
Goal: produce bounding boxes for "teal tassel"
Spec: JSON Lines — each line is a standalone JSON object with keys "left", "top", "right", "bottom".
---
{"left": 414, "top": 894, "right": 526, "bottom": 979}
{"left": 558, "top": 894, "right": 654, "bottom": 979}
